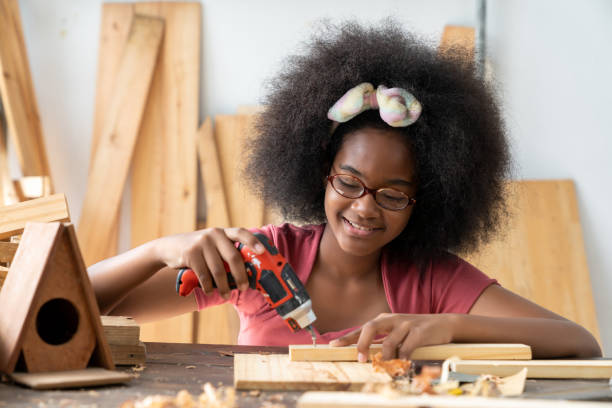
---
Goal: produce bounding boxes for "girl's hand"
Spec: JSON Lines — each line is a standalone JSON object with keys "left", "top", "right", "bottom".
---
{"left": 329, "top": 313, "right": 457, "bottom": 362}
{"left": 153, "top": 227, "right": 265, "bottom": 299}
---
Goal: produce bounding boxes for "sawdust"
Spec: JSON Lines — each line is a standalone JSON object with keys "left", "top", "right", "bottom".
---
{"left": 371, "top": 352, "right": 412, "bottom": 377}
{"left": 120, "top": 383, "right": 236, "bottom": 408}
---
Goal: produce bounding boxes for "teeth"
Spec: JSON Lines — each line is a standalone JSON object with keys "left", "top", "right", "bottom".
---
{"left": 347, "top": 219, "right": 374, "bottom": 231}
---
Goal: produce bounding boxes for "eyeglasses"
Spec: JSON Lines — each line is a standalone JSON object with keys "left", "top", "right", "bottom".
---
{"left": 327, "top": 174, "right": 416, "bottom": 211}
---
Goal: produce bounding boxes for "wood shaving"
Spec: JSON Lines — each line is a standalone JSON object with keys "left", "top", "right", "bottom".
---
{"left": 120, "top": 383, "right": 236, "bottom": 408}
{"left": 132, "top": 364, "right": 146, "bottom": 372}
{"left": 218, "top": 351, "right": 234, "bottom": 357}
{"left": 185, "top": 365, "right": 196, "bottom": 369}
{"left": 371, "top": 352, "right": 411, "bottom": 377}
{"left": 248, "top": 390, "right": 261, "bottom": 397}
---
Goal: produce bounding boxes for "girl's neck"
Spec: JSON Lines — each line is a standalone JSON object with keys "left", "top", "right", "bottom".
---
{"left": 316, "top": 224, "right": 382, "bottom": 281}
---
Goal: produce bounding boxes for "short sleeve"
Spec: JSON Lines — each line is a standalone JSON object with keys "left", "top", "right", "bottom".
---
{"left": 430, "top": 254, "right": 499, "bottom": 314}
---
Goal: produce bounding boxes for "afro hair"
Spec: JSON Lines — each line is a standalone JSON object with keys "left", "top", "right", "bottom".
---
{"left": 244, "top": 19, "right": 511, "bottom": 261}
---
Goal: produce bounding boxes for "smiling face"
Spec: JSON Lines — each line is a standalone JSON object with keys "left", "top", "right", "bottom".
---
{"left": 324, "top": 127, "right": 417, "bottom": 257}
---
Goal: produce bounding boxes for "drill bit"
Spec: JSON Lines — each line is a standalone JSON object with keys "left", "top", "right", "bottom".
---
{"left": 306, "top": 325, "right": 316, "bottom": 346}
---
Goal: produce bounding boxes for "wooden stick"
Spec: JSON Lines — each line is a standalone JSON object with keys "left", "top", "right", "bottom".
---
{"left": 298, "top": 391, "right": 609, "bottom": 408}
{"left": 77, "top": 15, "right": 164, "bottom": 266}
{"left": 0, "top": 241, "right": 18, "bottom": 263}
{"left": 0, "top": 121, "right": 19, "bottom": 206}
{"left": 0, "top": 0, "right": 52, "bottom": 185}
{"left": 0, "top": 193, "right": 69, "bottom": 239}
{"left": 289, "top": 343, "right": 532, "bottom": 362}
{"left": 13, "top": 176, "right": 51, "bottom": 201}
{"left": 452, "top": 359, "right": 612, "bottom": 379}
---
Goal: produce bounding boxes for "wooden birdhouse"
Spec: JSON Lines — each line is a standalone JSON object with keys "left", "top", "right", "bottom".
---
{"left": 0, "top": 222, "right": 131, "bottom": 389}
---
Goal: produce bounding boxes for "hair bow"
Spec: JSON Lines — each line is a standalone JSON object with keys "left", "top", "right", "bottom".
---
{"left": 327, "top": 82, "right": 422, "bottom": 128}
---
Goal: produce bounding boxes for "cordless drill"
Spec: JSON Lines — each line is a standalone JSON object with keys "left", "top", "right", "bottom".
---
{"left": 175, "top": 233, "right": 317, "bottom": 343}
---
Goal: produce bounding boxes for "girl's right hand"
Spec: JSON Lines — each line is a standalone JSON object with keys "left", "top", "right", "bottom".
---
{"left": 153, "top": 227, "right": 265, "bottom": 299}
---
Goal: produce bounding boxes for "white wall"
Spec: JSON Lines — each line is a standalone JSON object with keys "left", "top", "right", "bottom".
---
{"left": 14, "top": 0, "right": 611, "bottom": 354}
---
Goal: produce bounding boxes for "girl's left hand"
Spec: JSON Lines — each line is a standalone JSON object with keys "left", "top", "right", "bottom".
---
{"left": 329, "top": 313, "right": 457, "bottom": 362}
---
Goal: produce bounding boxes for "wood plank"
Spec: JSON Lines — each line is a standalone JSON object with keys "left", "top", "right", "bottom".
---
{"left": 234, "top": 353, "right": 391, "bottom": 391}
{"left": 13, "top": 176, "right": 51, "bottom": 201}
{"left": 128, "top": 2, "right": 200, "bottom": 345}
{"left": 439, "top": 24, "right": 475, "bottom": 61}
{"left": 89, "top": 4, "right": 134, "bottom": 261}
{"left": 0, "top": 241, "right": 18, "bottom": 263}
{"left": 0, "top": 266, "right": 7, "bottom": 289}
{"left": 289, "top": 344, "right": 532, "bottom": 362}
{"left": 452, "top": 360, "right": 612, "bottom": 379}
{"left": 77, "top": 15, "right": 164, "bottom": 267}
{"left": 101, "top": 315, "right": 140, "bottom": 346}
{"left": 0, "top": 0, "right": 52, "bottom": 183}
{"left": 10, "top": 368, "right": 132, "bottom": 390}
{"left": 108, "top": 342, "right": 146, "bottom": 366}
{"left": 0, "top": 193, "right": 69, "bottom": 240}
{"left": 0, "top": 121, "right": 19, "bottom": 206}
{"left": 298, "top": 392, "right": 609, "bottom": 408}
{"left": 464, "top": 180, "right": 600, "bottom": 343}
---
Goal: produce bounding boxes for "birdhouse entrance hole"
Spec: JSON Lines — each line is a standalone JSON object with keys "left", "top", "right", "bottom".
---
{"left": 36, "top": 297, "right": 79, "bottom": 345}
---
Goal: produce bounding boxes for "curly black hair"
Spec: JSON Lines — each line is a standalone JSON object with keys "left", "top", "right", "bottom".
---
{"left": 244, "top": 20, "right": 511, "bottom": 261}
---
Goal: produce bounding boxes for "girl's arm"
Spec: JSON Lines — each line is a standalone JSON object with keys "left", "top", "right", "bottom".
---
{"left": 88, "top": 228, "right": 264, "bottom": 322}
{"left": 331, "top": 285, "right": 602, "bottom": 360}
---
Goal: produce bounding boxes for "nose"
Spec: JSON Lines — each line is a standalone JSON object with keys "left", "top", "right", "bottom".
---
{"left": 350, "top": 191, "right": 380, "bottom": 217}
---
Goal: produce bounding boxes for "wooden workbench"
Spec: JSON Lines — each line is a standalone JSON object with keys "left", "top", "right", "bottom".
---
{"left": 0, "top": 343, "right": 610, "bottom": 407}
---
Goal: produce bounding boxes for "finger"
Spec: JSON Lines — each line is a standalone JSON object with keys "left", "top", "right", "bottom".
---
{"left": 188, "top": 252, "right": 213, "bottom": 294}
{"left": 397, "top": 328, "right": 424, "bottom": 360}
{"left": 356, "top": 318, "right": 394, "bottom": 363}
{"left": 329, "top": 327, "right": 362, "bottom": 347}
{"left": 224, "top": 227, "right": 265, "bottom": 254}
{"left": 216, "top": 235, "right": 249, "bottom": 291}
{"left": 381, "top": 321, "right": 412, "bottom": 360}
{"left": 202, "top": 244, "right": 231, "bottom": 299}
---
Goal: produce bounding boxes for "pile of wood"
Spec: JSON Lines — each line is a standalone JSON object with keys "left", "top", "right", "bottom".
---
{"left": 101, "top": 316, "right": 146, "bottom": 366}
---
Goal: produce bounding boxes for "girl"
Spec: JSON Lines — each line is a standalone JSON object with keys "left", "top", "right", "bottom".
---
{"left": 89, "top": 21, "right": 601, "bottom": 361}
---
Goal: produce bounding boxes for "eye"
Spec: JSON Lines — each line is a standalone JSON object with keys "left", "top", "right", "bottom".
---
{"left": 378, "top": 189, "right": 408, "bottom": 202}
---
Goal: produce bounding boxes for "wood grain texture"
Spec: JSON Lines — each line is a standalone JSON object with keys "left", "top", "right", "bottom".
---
{"left": 0, "top": 0, "right": 51, "bottom": 183}
{"left": 0, "top": 123, "right": 19, "bottom": 206}
{"left": 0, "top": 266, "right": 7, "bottom": 289}
{"left": 126, "top": 2, "right": 200, "bottom": 344}
{"left": 452, "top": 359, "right": 612, "bottom": 379}
{"left": 101, "top": 315, "right": 140, "bottom": 345}
{"left": 234, "top": 353, "right": 391, "bottom": 391}
{"left": 290, "top": 343, "right": 532, "bottom": 362}
{"left": 108, "top": 342, "right": 146, "bottom": 366}
{"left": 464, "top": 180, "right": 600, "bottom": 343}
{"left": 10, "top": 368, "right": 132, "bottom": 390}
{"left": 78, "top": 15, "right": 163, "bottom": 266}
{"left": 0, "top": 193, "right": 69, "bottom": 240}
{"left": 298, "top": 392, "right": 609, "bottom": 408}
{"left": 0, "top": 241, "right": 18, "bottom": 263}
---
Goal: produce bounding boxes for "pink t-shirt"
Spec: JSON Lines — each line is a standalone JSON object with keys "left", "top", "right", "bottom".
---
{"left": 194, "top": 223, "right": 497, "bottom": 346}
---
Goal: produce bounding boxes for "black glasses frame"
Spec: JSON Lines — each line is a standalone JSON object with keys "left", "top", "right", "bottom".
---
{"left": 327, "top": 174, "right": 416, "bottom": 211}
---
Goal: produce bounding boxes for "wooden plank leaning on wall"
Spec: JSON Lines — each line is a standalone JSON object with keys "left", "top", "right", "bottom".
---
{"left": 0, "top": 0, "right": 52, "bottom": 187}
{"left": 77, "top": 15, "right": 164, "bottom": 267}
{"left": 127, "top": 3, "right": 201, "bottom": 344}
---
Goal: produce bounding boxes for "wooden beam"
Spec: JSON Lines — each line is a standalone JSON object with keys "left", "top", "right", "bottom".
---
{"left": 298, "top": 392, "right": 609, "bottom": 408}
{"left": 452, "top": 359, "right": 612, "bottom": 379}
{"left": 0, "top": 0, "right": 52, "bottom": 184}
{"left": 0, "top": 241, "right": 18, "bottom": 263}
{"left": 0, "top": 121, "right": 19, "bottom": 206}
{"left": 0, "top": 193, "right": 69, "bottom": 240}
{"left": 77, "top": 15, "right": 164, "bottom": 266}
{"left": 101, "top": 315, "right": 140, "bottom": 346}
{"left": 13, "top": 176, "right": 51, "bottom": 201}
{"left": 289, "top": 343, "right": 532, "bottom": 362}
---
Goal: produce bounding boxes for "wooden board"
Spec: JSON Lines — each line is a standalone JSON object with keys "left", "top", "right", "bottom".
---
{"left": 0, "top": 266, "right": 7, "bottom": 289}
{"left": 289, "top": 344, "right": 532, "bottom": 362}
{"left": 234, "top": 353, "right": 391, "bottom": 391}
{"left": 108, "top": 342, "right": 146, "bottom": 366}
{"left": 464, "top": 180, "right": 600, "bottom": 343}
{"left": 0, "top": 242, "right": 18, "bottom": 263}
{"left": 101, "top": 315, "right": 140, "bottom": 346}
{"left": 0, "top": 193, "right": 69, "bottom": 239}
{"left": 0, "top": 121, "right": 19, "bottom": 206}
{"left": 121, "top": 2, "right": 199, "bottom": 344}
{"left": 298, "top": 391, "right": 609, "bottom": 408}
{"left": 10, "top": 368, "right": 132, "bottom": 390}
{"left": 77, "top": 15, "right": 164, "bottom": 267}
{"left": 452, "top": 359, "right": 612, "bottom": 379}
{"left": 0, "top": 0, "right": 51, "bottom": 184}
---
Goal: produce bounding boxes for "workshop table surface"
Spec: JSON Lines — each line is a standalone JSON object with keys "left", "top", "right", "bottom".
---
{"left": 1, "top": 343, "right": 611, "bottom": 407}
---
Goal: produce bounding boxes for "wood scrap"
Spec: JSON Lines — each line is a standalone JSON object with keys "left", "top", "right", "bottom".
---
{"left": 289, "top": 343, "right": 532, "bottom": 362}
{"left": 0, "top": 265, "right": 7, "bottom": 289}
{"left": 0, "top": 0, "right": 52, "bottom": 185}
{"left": 0, "top": 193, "right": 70, "bottom": 240}
{"left": 108, "top": 342, "right": 146, "bottom": 366}
{"left": 451, "top": 359, "right": 612, "bottom": 379}
{"left": 0, "top": 118, "right": 19, "bottom": 206}
{"left": 101, "top": 315, "right": 141, "bottom": 346}
{"left": 0, "top": 241, "right": 18, "bottom": 263}
{"left": 77, "top": 14, "right": 164, "bottom": 267}
{"left": 10, "top": 368, "right": 132, "bottom": 390}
